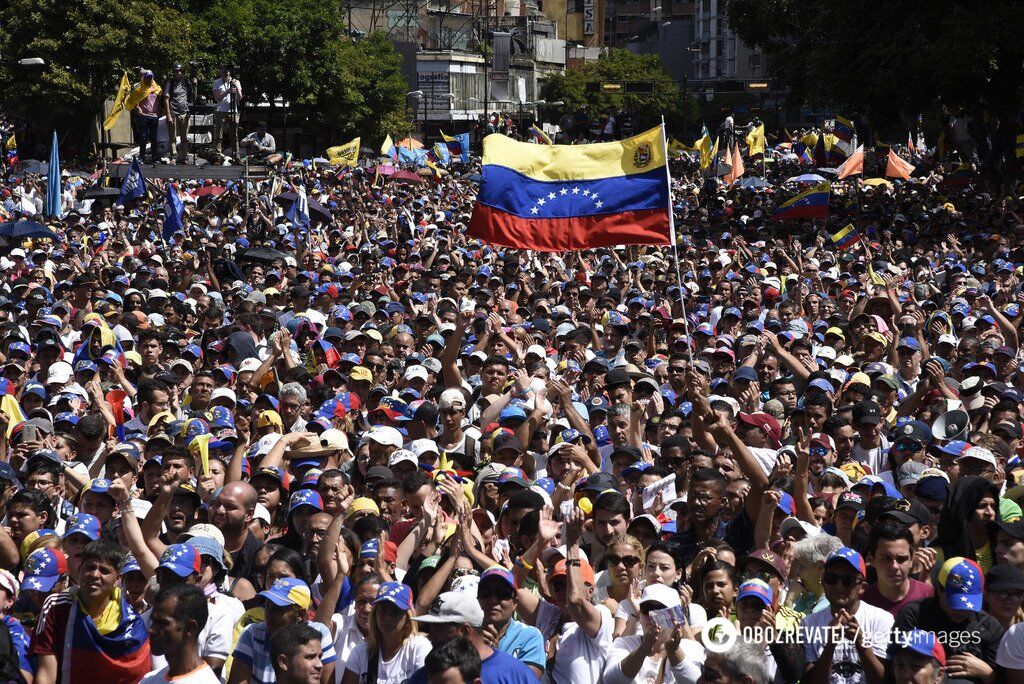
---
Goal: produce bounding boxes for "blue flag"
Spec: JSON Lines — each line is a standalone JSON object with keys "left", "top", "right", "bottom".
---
{"left": 454, "top": 132, "right": 470, "bottom": 163}
{"left": 115, "top": 158, "right": 147, "bottom": 207}
{"left": 162, "top": 184, "right": 184, "bottom": 241}
{"left": 45, "top": 130, "right": 62, "bottom": 218}
{"left": 286, "top": 190, "right": 310, "bottom": 232}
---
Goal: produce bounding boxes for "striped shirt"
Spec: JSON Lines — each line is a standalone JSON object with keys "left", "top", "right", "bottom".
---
{"left": 233, "top": 621, "right": 336, "bottom": 684}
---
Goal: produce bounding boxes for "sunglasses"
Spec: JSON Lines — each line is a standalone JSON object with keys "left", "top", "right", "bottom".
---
{"left": 477, "top": 586, "right": 515, "bottom": 601}
{"left": 606, "top": 554, "right": 642, "bottom": 568}
{"left": 895, "top": 440, "right": 924, "bottom": 453}
{"left": 810, "top": 446, "right": 830, "bottom": 457}
{"left": 822, "top": 572, "right": 862, "bottom": 588}
{"left": 991, "top": 590, "right": 1024, "bottom": 603}
{"left": 739, "top": 568, "right": 775, "bottom": 583}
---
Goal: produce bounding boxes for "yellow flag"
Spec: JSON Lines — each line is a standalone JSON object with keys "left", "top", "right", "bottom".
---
{"left": 697, "top": 131, "right": 713, "bottom": 170}
{"left": 102, "top": 72, "right": 132, "bottom": 131}
{"left": 380, "top": 134, "right": 394, "bottom": 156}
{"left": 1, "top": 395, "right": 26, "bottom": 438}
{"left": 441, "top": 131, "right": 457, "bottom": 143}
{"left": 124, "top": 80, "right": 162, "bottom": 112}
{"left": 800, "top": 132, "right": 818, "bottom": 149}
{"left": 867, "top": 260, "right": 886, "bottom": 286}
{"left": 188, "top": 433, "right": 212, "bottom": 478}
{"left": 4, "top": 134, "right": 16, "bottom": 151}
{"left": 745, "top": 124, "right": 766, "bottom": 157}
{"left": 705, "top": 136, "right": 720, "bottom": 171}
{"left": 327, "top": 137, "right": 360, "bottom": 168}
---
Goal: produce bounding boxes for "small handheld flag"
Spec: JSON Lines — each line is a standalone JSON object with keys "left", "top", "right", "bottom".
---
{"left": 529, "top": 124, "right": 552, "bottom": 145}
{"left": 830, "top": 224, "right": 861, "bottom": 251}
{"left": 115, "top": 158, "right": 146, "bottom": 207}
{"left": 163, "top": 184, "right": 185, "bottom": 241}
{"left": 837, "top": 146, "right": 864, "bottom": 180}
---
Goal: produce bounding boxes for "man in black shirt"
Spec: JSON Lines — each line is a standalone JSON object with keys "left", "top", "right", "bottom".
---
{"left": 894, "top": 557, "right": 1003, "bottom": 684}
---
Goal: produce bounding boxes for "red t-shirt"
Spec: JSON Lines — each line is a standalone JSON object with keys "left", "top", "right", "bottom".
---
{"left": 862, "top": 578, "right": 934, "bottom": 616}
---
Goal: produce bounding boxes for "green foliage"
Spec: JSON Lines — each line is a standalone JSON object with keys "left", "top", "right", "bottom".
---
{"left": 726, "top": 0, "right": 1024, "bottom": 127}
{"left": 0, "top": 0, "right": 408, "bottom": 150}
{"left": 540, "top": 49, "right": 697, "bottom": 129}
{"left": 0, "top": 0, "right": 198, "bottom": 138}
{"left": 199, "top": 1, "right": 409, "bottom": 140}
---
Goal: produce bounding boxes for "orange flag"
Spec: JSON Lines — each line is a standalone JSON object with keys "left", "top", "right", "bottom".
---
{"left": 886, "top": 148, "right": 915, "bottom": 180}
{"left": 732, "top": 143, "right": 745, "bottom": 182}
{"left": 837, "top": 145, "right": 864, "bottom": 179}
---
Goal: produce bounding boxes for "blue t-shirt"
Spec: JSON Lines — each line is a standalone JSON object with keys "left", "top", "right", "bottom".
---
{"left": 409, "top": 646, "right": 536, "bottom": 684}
{"left": 498, "top": 619, "right": 545, "bottom": 671}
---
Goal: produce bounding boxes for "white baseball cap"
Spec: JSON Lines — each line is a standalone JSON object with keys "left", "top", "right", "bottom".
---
{"left": 404, "top": 365, "right": 428, "bottom": 382}
{"left": 238, "top": 358, "right": 262, "bottom": 373}
{"left": 210, "top": 388, "right": 236, "bottom": 405}
{"left": 46, "top": 361, "right": 73, "bottom": 385}
{"left": 439, "top": 388, "right": 467, "bottom": 411}
{"left": 388, "top": 449, "right": 417, "bottom": 468}
{"left": 365, "top": 426, "right": 403, "bottom": 448}
{"left": 410, "top": 438, "right": 440, "bottom": 459}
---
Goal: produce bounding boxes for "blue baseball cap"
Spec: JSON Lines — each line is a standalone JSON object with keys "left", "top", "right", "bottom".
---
{"left": 893, "top": 629, "right": 946, "bottom": 666}
{"left": 288, "top": 489, "right": 323, "bottom": 514}
{"left": 374, "top": 581, "right": 413, "bottom": 611}
{"left": 622, "top": 461, "right": 655, "bottom": 478}
{"left": 62, "top": 513, "right": 101, "bottom": 541}
{"left": 259, "top": 577, "right": 312, "bottom": 610}
{"left": 732, "top": 366, "right": 758, "bottom": 382}
{"left": 737, "top": 579, "right": 773, "bottom": 607}
{"left": 158, "top": 544, "right": 203, "bottom": 577}
{"left": 937, "top": 557, "right": 984, "bottom": 612}
{"left": 825, "top": 547, "right": 867, "bottom": 577}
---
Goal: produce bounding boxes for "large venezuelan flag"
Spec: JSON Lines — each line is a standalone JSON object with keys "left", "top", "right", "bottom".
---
{"left": 65, "top": 591, "right": 151, "bottom": 683}
{"left": 468, "top": 126, "right": 671, "bottom": 252}
{"left": 773, "top": 182, "right": 831, "bottom": 220}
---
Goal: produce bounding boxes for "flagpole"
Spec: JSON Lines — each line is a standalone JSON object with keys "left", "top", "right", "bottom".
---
{"left": 661, "top": 116, "right": 694, "bottom": 366}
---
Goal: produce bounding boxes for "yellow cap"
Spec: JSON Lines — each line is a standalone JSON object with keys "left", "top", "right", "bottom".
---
{"left": 257, "top": 410, "right": 283, "bottom": 431}
{"left": 350, "top": 366, "right": 372, "bottom": 383}
{"left": 345, "top": 497, "right": 380, "bottom": 520}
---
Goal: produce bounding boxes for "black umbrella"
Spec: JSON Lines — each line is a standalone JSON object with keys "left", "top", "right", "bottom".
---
{"left": 272, "top": 192, "right": 332, "bottom": 225}
{"left": 0, "top": 220, "right": 60, "bottom": 241}
{"left": 82, "top": 187, "right": 122, "bottom": 200}
{"left": 237, "top": 247, "right": 291, "bottom": 264}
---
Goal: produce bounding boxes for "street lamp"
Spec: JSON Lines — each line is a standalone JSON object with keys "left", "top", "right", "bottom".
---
{"left": 17, "top": 58, "right": 45, "bottom": 67}
{"left": 407, "top": 90, "right": 423, "bottom": 132}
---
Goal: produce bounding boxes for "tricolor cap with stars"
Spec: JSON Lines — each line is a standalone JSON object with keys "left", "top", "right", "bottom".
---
{"left": 374, "top": 581, "right": 414, "bottom": 611}
{"left": 288, "top": 489, "right": 323, "bottom": 514}
{"left": 62, "top": 513, "right": 101, "bottom": 541}
{"left": 892, "top": 629, "right": 946, "bottom": 666}
{"left": 158, "top": 544, "right": 203, "bottom": 577}
{"left": 259, "top": 577, "right": 312, "bottom": 610}
{"left": 824, "top": 546, "right": 867, "bottom": 577}
{"left": 937, "top": 557, "right": 984, "bottom": 612}
{"left": 21, "top": 548, "right": 67, "bottom": 592}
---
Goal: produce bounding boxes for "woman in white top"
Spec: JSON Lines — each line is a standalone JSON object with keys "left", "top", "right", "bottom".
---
{"left": 615, "top": 540, "right": 707, "bottom": 637}
{"left": 603, "top": 583, "right": 704, "bottom": 684}
{"left": 340, "top": 581, "right": 431, "bottom": 684}
{"left": 595, "top": 534, "right": 645, "bottom": 614}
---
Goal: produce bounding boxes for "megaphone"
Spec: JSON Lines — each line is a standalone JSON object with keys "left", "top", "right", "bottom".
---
{"left": 932, "top": 409, "right": 969, "bottom": 442}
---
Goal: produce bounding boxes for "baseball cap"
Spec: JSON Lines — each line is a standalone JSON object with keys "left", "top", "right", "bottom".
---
{"left": 881, "top": 499, "right": 932, "bottom": 527}
{"left": 374, "top": 581, "right": 413, "bottom": 611}
{"left": 852, "top": 400, "right": 882, "bottom": 426}
{"left": 62, "top": 513, "right": 101, "bottom": 541}
{"left": 365, "top": 426, "right": 403, "bottom": 448}
{"left": 259, "top": 577, "right": 312, "bottom": 610}
{"left": 549, "top": 558, "right": 597, "bottom": 585}
{"left": 359, "top": 539, "right": 398, "bottom": 563}
{"left": 825, "top": 547, "right": 867, "bottom": 577}
{"left": 345, "top": 497, "right": 380, "bottom": 520}
{"left": 184, "top": 535, "right": 227, "bottom": 570}
{"left": 480, "top": 566, "right": 516, "bottom": 589}
{"left": 936, "top": 557, "right": 984, "bottom": 612}
{"left": 288, "top": 490, "right": 323, "bottom": 514}
{"left": 412, "top": 591, "right": 484, "bottom": 627}
{"left": 21, "top": 548, "right": 67, "bottom": 592}
{"left": 892, "top": 629, "right": 946, "bottom": 666}
{"left": 737, "top": 579, "right": 774, "bottom": 607}
{"left": 737, "top": 548, "right": 788, "bottom": 580}
{"left": 638, "top": 583, "right": 681, "bottom": 610}
{"left": 158, "top": 544, "right": 203, "bottom": 577}
{"left": 956, "top": 446, "right": 998, "bottom": 469}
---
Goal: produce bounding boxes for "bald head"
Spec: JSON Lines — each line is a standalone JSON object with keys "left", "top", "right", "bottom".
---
{"left": 210, "top": 481, "right": 258, "bottom": 537}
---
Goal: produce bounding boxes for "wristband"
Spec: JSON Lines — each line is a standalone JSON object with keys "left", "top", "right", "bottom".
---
{"left": 517, "top": 556, "right": 534, "bottom": 572}
{"left": 556, "top": 482, "right": 572, "bottom": 491}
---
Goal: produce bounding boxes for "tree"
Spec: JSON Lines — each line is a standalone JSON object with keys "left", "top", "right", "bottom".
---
{"left": 539, "top": 49, "right": 697, "bottom": 132}
{"left": 200, "top": 0, "right": 409, "bottom": 144}
{"left": 726, "top": 0, "right": 1024, "bottom": 129}
{"left": 0, "top": 0, "right": 199, "bottom": 152}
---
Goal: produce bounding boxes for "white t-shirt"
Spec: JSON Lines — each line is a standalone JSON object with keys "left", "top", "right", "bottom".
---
{"left": 997, "top": 621, "right": 1024, "bottom": 669}
{"left": 145, "top": 594, "right": 237, "bottom": 669}
{"left": 800, "top": 601, "right": 894, "bottom": 684}
{"left": 602, "top": 634, "right": 704, "bottom": 684}
{"left": 551, "top": 604, "right": 614, "bottom": 684}
{"left": 140, "top": 663, "right": 221, "bottom": 684}
{"left": 852, "top": 436, "right": 891, "bottom": 477}
{"left": 615, "top": 596, "right": 708, "bottom": 634}
{"left": 332, "top": 606, "right": 367, "bottom": 683}
{"left": 345, "top": 634, "right": 431, "bottom": 684}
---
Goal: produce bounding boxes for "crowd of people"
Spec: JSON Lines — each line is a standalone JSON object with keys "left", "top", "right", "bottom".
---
{"left": 0, "top": 109, "right": 1020, "bottom": 684}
